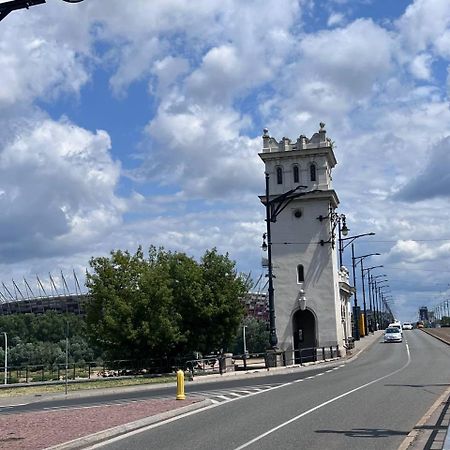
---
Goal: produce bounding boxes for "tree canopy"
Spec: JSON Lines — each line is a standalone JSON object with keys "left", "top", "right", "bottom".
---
{"left": 0, "top": 313, "right": 94, "bottom": 366}
{"left": 85, "top": 246, "right": 247, "bottom": 360}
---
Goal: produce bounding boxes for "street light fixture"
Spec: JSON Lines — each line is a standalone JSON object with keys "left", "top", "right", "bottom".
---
{"left": 363, "top": 266, "right": 384, "bottom": 332}
{"left": 261, "top": 173, "right": 321, "bottom": 349}
{"left": 0, "top": 0, "right": 84, "bottom": 22}
{"left": 317, "top": 211, "right": 349, "bottom": 267}
{"left": 352, "top": 250, "right": 380, "bottom": 338}
{"left": 339, "top": 232, "right": 375, "bottom": 268}
{"left": 298, "top": 286, "right": 307, "bottom": 311}
{"left": 377, "top": 284, "right": 390, "bottom": 327}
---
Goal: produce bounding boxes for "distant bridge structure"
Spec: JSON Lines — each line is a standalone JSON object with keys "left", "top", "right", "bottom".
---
{"left": 0, "top": 271, "right": 89, "bottom": 316}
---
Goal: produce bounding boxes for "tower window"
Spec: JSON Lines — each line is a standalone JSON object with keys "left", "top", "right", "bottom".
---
{"left": 276, "top": 166, "right": 283, "bottom": 184}
{"left": 293, "top": 165, "right": 299, "bottom": 183}
{"left": 310, "top": 163, "right": 317, "bottom": 182}
{"left": 297, "top": 264, "right": 304, "bottom": 283}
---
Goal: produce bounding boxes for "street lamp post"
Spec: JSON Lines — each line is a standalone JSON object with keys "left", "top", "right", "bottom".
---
{"left": 340, "top": 232, "right": 375, "bottom": 267}
{"left": 65, "top": 321, "right": 69, "bottom": 395}
{"left": 262, "top": 173, "right": 317, "bottom": 349}
{"left": 363, "top": 266, "right": 384, "bottom": 332}
{"left": 377, "top": 284, "right": 390, "bottom": 328}
{"left": 351, "top": 244, "right": 360, "bottom": 340}
{"left": 352, "top": 252, "right": 380, "bottom": 337}
{"left": 264, "top": 172, "right": 277, "bottom": 348}
{"left": 371, "top": 276, "right": 388, "bottom": 329}
{"left": 1, "top": 332, "right": 7, "bottom": 385}
{"left": 360, "top": 259, "right": 368, "bottom": 335}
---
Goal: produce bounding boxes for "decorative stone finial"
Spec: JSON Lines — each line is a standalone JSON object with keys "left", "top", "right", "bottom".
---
{"left": 263, "top": 128, "right": 269, "bottom": 137}
{"left": 319, "top": 122, "right": 326, "bottom": 131}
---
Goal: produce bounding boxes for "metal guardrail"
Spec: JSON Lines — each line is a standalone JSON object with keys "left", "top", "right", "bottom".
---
{"left": 0, "top": 357, "right": 185, "bottom": 385}
{"left": 233, "top": 353, "right": 267, "bottom": 371}
{"left": 0, "top": 346, "right": 343, "bottom": 385}
{"left": 290, "top": 345, "right": 341, "bottom": 366}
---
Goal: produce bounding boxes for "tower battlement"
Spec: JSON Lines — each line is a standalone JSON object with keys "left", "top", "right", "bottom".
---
{"left": 262, "top": 122, "right": 333, "bottom": 153}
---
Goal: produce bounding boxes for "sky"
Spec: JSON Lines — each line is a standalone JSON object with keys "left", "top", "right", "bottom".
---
{"left": 0, "top": 0, "right": 450, "bottom": 323}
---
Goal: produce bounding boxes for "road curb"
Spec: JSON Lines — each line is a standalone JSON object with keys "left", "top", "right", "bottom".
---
{"left": 398, "top": 385, "right": 450, "bottom": 450}
{"left": 343, "top": 331, "right": 382, "bottom": 362}
{"left": 420, "top": 328, "right": 450, "bottom": 346}
{"left": 44, "top": 399, "right": 213, "bottom": 450}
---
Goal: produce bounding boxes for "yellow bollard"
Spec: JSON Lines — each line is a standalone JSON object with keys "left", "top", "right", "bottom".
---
{"left": 176, "top": 369, "right": 186, "bottom": 400}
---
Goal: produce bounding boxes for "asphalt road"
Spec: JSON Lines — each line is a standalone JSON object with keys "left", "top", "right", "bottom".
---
{"left": 83, "top": 330, "right": 450, "bottom": 450}
{"left": 0, "top": 366, "right": 330, "bottom": 415}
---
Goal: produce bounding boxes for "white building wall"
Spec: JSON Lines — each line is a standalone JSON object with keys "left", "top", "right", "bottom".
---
{"left": 259, "top": 125, "right": 347, "bottom": 355}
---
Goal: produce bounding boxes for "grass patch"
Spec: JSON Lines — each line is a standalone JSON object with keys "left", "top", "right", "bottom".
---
{"left": 0, "top": 375, "right": 177, "bottom": 398}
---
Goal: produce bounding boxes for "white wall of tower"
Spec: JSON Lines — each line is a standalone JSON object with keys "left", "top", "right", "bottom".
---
{"left": 259, "top": 124, "right": 348, "bottom": 356}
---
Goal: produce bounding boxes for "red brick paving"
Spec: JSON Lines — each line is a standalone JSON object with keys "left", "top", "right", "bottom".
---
{"left": 0, "top": 397, "right": 199, "bottom": 450}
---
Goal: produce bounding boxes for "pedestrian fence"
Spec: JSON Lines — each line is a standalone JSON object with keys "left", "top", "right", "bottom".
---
{"left": 0, "top": 357, "right": 185, "bottom": 385}
{"left": 185, "top": 345, "right": 341, "bottom": 378}
{"left": 290, "top": 345, "right": 342, "bottom": 366}
{"left": 0, "top": 346, "right": 342, "bottom": 385}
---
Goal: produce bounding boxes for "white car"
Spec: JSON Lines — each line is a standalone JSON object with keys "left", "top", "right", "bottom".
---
{"left": 388, "top": 322, "right": 403, "bottom": 334}
{"left": 402, "top": 322, "right": 413, "bottom": 330}
{"left": 384, "top": 327, "right": 403, "bottom": 343}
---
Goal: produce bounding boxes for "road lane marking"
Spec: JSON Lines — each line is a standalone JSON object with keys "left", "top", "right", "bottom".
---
{"left": 234, "top": 343, "right": 411, "bottom": 450}
{"left": 0, "top": 403, "right": 29, "bottom": 409}
{"left": 84, "top": 365, "right": 347, "bottom": 448}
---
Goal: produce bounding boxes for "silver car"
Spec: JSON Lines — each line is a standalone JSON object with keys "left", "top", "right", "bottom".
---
{"left": 384, "top": 327, "right": 403, "bottom": 343}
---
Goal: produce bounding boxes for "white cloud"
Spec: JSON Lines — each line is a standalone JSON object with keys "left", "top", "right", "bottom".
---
{"left": 0, "top": 30, "right": 89, "bottom": 107}
{"left": 299, "top": 19, "right": 394, "bottom": 98}
{"left": 396, "top": 0, "right": 450, "bottom": 54}
{"left": 409, "top": 53, "right": 433, "bottom": 79}
{"left": 150, "top": 56, "right": 190, "bottom": 97}
{"left": 394, "top": 136, "right": 450, "bottom": 201}
{"left": 327, "top": 12, "right": 345, "bottom": 27}
{"left": 0, "top": 119, "right": 125, "bottom": 262}
{"left": 143, "top": 100, "right": 262, "bottom": 199}
{"left": 3, "top": 0, "right": 450, "bottom": 322}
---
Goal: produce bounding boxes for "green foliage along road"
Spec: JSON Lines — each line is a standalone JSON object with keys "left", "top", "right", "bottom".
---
{"left": 0, "top": 312, "right": 94, "bottom": 366}
{"left": 86, "top": 246, "right": 247, "bottom": 360}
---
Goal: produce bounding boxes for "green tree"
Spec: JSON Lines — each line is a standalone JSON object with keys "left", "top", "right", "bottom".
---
{"left": 195, "top": 249, "right": 247, "bottom": 353}
{"left": 86, "top": 246, "right": 247, "bottom": 359}
{"left": 0, "top": 313, "right": 95, "bottom": 366}
{"left": 232, "top": 317, "right": 270, "bottom": 354}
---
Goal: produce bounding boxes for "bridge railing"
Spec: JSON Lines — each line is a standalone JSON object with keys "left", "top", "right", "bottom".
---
{"left": 0, "top": 346, "right": 343, "bottom": 385}
{"left": 0, "top": 357, "right": 185, "bottom": 385}
{"left": 286, "top": 345, "right": 341, "bottom": 366}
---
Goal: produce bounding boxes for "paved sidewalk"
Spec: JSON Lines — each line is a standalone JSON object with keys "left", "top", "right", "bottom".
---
{"left": 399, "top": 329, "right": 450, "bottom": 450}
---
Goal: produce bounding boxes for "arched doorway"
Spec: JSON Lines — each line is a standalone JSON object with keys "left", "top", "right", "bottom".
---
{"left": 293, "top": 309, "right": 316, "bottom": 363}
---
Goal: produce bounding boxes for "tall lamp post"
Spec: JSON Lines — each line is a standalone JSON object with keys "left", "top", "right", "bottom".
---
{"left": 0, "top": 0, "right": 84, "bottom": 22}
{"left": 356, "top": 254, "right": 381, "bottom": 335}
{"left": 371, "top": 276, "right": 388, "bottom": 329}
{"left": 377, "top": 283, "right": 390, "bottom": 328}
{"left": 262, "top": 173, "right": 319, "bottom": 349}
{"left": 320, "top": 228, "right": 375, "bottom": 341}
{"left": 340, "top": 232, "right": 375, "bottom": 268}
{"left": 363, "top": 266, "right": 384, "bottom": 332}
{"left": 352, "top": 251, "right": 380, "bottom": 337}
{"left": 1, "top": 332, "right": 7, "bottom": 385}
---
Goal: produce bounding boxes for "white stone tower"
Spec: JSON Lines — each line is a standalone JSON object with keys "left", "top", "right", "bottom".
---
{"left": 259, "top": 123, "right": 349, "bottom": 363}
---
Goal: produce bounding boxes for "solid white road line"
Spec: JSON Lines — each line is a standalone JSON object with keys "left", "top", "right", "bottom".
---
{"left": 85, "top": 363, "right": 348, "bottom": 449}
{"left": 234, "top": 343, "right": 411, "bottom": 450}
